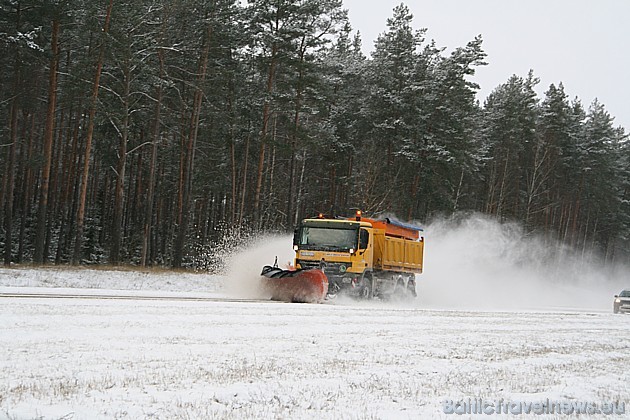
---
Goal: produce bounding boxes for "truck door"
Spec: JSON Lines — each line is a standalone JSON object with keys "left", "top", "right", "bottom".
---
{"left": 358, "top": 228, "right": 374, "bottom": 271}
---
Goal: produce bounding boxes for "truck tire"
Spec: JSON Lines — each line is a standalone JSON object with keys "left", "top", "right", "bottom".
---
{"left": 360, "top": 274, "right": 374, "bottom": 299}
{"left": 327, "top": 282, "right": 341, "bottom": 300}
{"left": 407, "top": 275, "right": 417, "bottom": 298}
{"left": 390, "top": 276, "right": 415, "bottom": 301}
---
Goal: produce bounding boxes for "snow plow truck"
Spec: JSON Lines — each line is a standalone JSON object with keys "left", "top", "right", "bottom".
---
{"left": 261, "top": 211, "right": 424, "bottom": 302}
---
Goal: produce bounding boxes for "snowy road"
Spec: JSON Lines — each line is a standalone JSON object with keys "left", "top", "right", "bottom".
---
{"left": 0, "top": 288, "right": 269, "bottom": 303}
{"left": 1, "top": 295, "right": 629, "bottom": 419}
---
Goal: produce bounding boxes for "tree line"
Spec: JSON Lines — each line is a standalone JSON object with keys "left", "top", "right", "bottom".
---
{"left": 1, "top": 0, "right": 628, "bottom": 269}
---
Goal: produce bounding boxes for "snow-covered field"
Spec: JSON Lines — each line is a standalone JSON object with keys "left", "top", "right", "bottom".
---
{"left": 2, "top": 218, "right": 629, "bottom": 419}
{"left": 0, "top": 266, "right": 224, "bottom": 295}
{"left": 1, "top": 267, "right": 629, "bottom": 419}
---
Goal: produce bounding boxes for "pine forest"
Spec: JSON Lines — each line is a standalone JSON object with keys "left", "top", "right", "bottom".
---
{"left": 1, "top": 0, "right": 629, "bottom": 269}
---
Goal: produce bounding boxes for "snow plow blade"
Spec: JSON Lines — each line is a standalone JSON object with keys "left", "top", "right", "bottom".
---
{"left": 260, "top": 266, "right": 328, "bottom": 303}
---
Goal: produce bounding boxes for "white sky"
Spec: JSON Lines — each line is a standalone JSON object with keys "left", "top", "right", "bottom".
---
{"left": 342, "top": 0, "right": 630, "bottom": 131}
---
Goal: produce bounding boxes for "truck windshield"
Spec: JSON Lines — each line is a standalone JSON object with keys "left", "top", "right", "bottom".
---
{"left": 300, "top": 227, "right": 357, "bottom": 251}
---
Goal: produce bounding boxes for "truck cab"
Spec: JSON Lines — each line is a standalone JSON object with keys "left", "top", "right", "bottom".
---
{"left": 293, "top": 218, "right": 373, "bottom": 294}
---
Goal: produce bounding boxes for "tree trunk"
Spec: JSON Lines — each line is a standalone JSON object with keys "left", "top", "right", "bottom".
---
{"left": 287, "top": 43, "right": 306, "bottom": 228}
{"left": 294, "top": 150, "right": 307, "bottom": 226}
{"left": 453, "top": 170, "right": 464, "bottom": 213}
{"left": 172, "top": 19, "right": 213, "bottom": 268}
{"left": 56, "top": 104, "right": 83, "bottom": 264}
{"left": 230, "top": 133, "right": 236, "bottom": 224}
{"left": 329, "top": 166, "right": 336, "bottom": 215}
{"left": 238, "top": 134, "right": 250, "bottom": 227}
{"left": 2, "top": 3, "right": 24, "bottom": 266}
{"left": 18, "top": 114, "right": 35, "bottom": 262}
{"left": 3, "top": 96, "right": 18, "bottom": 266}
{"left": 496, "top": 150, "right": 510, "bottom": 219}
{"left": 408, "top": 173, "right": 421, "bottom": 221}
{"left": 141, "top": 48, "right": 164, "bottom": 266}
{"left": 110, "top": 64, "right": 131, "bottom": 265}
{"left": 254, "top": 42, "right": 279, "bottom": 227}
{"left": 34, "top": 18, "right": 60, "bottom": 264}
{"left": 72, "top": 0, "right": 113, "bottom": 265}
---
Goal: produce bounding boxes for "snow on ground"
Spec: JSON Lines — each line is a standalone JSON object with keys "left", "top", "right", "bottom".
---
{"left": 0, "top": 266, "right": 224, "bottom": 295}
{"left": 1, "top": 295, "right": 629, "bottom": 419}
{"left": 1, "top": 217, "right": 629, "bottom": 418}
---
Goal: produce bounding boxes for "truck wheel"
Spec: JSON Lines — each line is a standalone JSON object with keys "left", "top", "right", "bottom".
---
{"left": 393, "top": 278, "right": 408, "bottom": 300}
{"left": 393, "top": 278, "right": 416, "bottom": 301}
{"left": 360, "top": 274, "right": 374, "bottom": 299}
{"left": 407, "top": 275, "right": 417, "bottom": 298}
{"left": 326, "top": 282, "right": 340, "bottom": 300}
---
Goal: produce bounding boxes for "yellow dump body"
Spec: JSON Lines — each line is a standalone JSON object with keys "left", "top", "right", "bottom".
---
{"left": 372, "top": 228, "right": 424, "bottom": 274}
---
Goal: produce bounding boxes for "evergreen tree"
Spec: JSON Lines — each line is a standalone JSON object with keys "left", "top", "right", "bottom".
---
{"left": 538, "top": 83, "right": 579, "bottom": 237}
{"left": 363, "top": 4, "right": 425, "bottom": 215}
{"left": 318, "top": 23, "right": 367, "bottom": 218}
{"left": 0, "top": 0, "right": 628, "bottom": 266}
{"left": 409, "top": 36, "right": 486, "bottom": 217}
{"left": 480, "top": 71, "right": 539, "bottom": 220}
{"left": 578, "top": 100, "right": 626, "bottom": 259}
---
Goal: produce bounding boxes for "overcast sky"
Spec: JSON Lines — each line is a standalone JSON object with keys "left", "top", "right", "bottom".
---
{"left": 342, "top": 0, "right": 630, "bottom": 131}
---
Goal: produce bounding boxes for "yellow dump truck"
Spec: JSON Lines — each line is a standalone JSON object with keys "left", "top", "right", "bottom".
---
{"left": 292, "top": 212, "right": 424, "bottom": 299}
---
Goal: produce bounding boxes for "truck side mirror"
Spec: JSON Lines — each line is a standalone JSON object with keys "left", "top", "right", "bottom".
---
{"left": 293, "top": 228, "right": 299, "bottom": 246}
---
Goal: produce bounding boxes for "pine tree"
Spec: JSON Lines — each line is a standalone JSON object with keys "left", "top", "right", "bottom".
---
{"left": 72, "top": 0, "right": 114, "bottom": 265}
{"left": 480, "top": 71, "right": 539, "bottom": 220}
{"left": 578, "top": 100, "right": 625, "bottom": 259}
{"left": 363, "top": 4, "right": 425, "bottom": 216}
{"left": 318, "top": 23, "right": 367, "bottom": 218}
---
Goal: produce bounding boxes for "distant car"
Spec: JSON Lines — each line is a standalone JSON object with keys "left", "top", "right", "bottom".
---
{"left": 614, "top": 290, "right": 630, "bottom": 314}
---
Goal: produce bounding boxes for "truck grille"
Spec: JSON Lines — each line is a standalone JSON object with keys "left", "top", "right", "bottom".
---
{"left": 297, "top": 260, "right": 351, "bottom": 274}
{"left": 298, "top": 260, "right": 321, "bottom": 270}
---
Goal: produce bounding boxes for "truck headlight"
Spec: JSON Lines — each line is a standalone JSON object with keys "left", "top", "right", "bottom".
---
{"left": 615, "top": 298, "right": 621, "bottom": 303}
{"left": 339, "top": 264, "right": 347, "bottom": 273}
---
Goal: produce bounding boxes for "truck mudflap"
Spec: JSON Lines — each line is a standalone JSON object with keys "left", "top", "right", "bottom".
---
{"left": 260, "top": 266, "right": 328, "bottom": 303}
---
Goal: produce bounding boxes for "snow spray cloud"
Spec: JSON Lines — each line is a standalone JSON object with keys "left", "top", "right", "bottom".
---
{"left": 193, "top": 224, "right": 259, "bottom": 274}
{"left": 224, "top": 234, "right": 294, "bottom": 299}
{"left": 420, "top": 213, "right": 628, "bottom": 311}
{"left": 218, "top": 213, "right": 626, "bottom": 309}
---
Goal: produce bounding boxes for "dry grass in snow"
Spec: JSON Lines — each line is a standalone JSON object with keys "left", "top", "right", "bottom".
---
{"left": 1, "top": 297, "right": 629, "bottom": 419}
